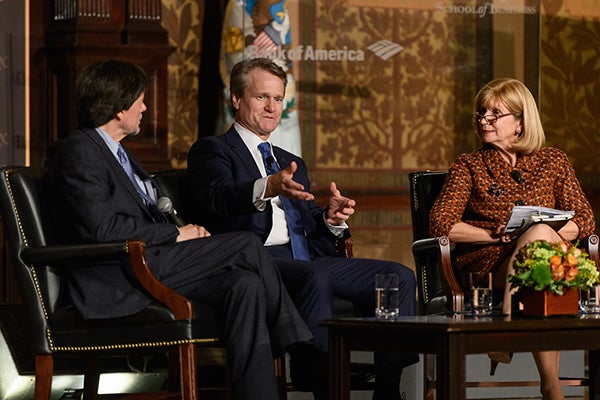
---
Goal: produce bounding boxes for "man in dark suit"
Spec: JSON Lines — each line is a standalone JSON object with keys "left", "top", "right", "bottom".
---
{"left": 187, "top": 58, "right": 417, "bottom": 400}
{"left": 45, "top": 60, "right": 313, "bottom": 400}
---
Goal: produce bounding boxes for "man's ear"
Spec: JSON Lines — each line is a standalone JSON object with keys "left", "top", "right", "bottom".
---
{"left": 231, "top": 94, "right": 240, "bottom": 111}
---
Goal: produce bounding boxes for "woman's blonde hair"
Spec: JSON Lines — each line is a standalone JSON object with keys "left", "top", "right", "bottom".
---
{"left": 473, "top": 78, "right": 545, "bottom": 154}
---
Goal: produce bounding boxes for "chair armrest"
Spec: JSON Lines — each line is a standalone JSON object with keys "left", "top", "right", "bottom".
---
{"left": 127, "top": 240, "right": 193, "bottom": 319}
{"left": 336, "top": 237, "right": 354, "bottom": 258}
{"left": 583, "top": 234, "right": 600, "bottom": 270}
{"left": 22, "top": 242, "right": 130, "bottom": 264}
{"left": 412, "top": 236, "right": 464, "bottom": 313}
{"left": 22, "top": 240, "right": 194, "bottom": 320}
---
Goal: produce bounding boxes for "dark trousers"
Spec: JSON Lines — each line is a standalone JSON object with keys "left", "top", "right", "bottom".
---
{"left": 151, "top": 232, "right": 313, "bottom": 400}
{"left": 266, "top": 244, "right": 417, "bottom": 368}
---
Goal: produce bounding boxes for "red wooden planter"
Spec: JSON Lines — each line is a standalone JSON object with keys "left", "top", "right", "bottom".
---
{"left": 521, "top": 287, "right": 580, "bottom": 316}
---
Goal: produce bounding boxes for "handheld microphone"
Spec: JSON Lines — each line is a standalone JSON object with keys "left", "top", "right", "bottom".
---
{"left": 510, "top": 169, "right": 522, "bottom": 184}
{"left": 157, "top": 197, "right": 186, "bottom": 227}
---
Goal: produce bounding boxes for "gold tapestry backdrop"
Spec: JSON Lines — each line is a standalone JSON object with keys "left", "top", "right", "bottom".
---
{"left": 163, "top": 0, "right": 600, "bottom": 265}
{"left": 540, "top": 0, "right": 600, "bottom": 198}
{"left": 163, "top": 0, "right": 203, "bottom": 168}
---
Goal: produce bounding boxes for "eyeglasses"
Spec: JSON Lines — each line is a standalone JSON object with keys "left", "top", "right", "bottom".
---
{"left": 472, "top": 113, "right": 513, "bottom": 125}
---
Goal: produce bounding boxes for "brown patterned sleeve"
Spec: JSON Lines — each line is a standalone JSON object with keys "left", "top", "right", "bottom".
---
{"left": 430, "top": 156, "right": 473, "bottom": 237}
{"left": 552, "top": 149, "right": 595, "bottom": 238}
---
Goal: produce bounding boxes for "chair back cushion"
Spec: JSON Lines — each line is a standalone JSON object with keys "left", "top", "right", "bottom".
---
{"left": 152, "top": 169, "right": 202, "bottom": 225}
{"left": 409, "top": 170, "right": 451, "bottom": 314}
{"left": 409, "top": 171, "right": 447, "bottom": 241}
{"left": 0, "top": 166, "right": 64, "bottom": 353}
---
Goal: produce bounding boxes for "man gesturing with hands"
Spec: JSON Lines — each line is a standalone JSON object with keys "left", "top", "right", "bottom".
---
{"left": 188, "top": 58, "right": 417, "bottom": 400}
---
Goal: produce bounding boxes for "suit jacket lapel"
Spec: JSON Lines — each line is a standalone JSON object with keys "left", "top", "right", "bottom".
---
{"left": 83, "top": 129, "right": 152, "bottom": 214}
{"left": 224, "top": 127, "right": 264, "bottom": 180}
{"left": 273, "top": 148, "right": 291, "bottom": 170}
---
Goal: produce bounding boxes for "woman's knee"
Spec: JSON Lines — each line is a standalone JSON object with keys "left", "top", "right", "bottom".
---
{"left": 519, "top": 223, "right": 562, "bottom": 243}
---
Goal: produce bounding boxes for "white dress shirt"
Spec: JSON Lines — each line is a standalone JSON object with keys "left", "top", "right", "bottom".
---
{"left": 234, "top": 123, "right": 346, "bottom": 247}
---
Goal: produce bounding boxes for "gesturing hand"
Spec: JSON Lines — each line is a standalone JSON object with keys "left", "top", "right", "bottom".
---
{"left": 326, "top": 181, "right": 356, "bottom": 226}
{"left": 265, "top": 161, "right": 315, "bottom": 201}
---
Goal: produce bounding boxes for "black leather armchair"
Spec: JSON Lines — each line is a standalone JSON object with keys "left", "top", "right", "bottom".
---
{"left": 0, "top": 166, "right": 225, "bottom": 400}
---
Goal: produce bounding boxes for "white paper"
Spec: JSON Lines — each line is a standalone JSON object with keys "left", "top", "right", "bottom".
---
{"left": 504, "top": 206, "right": 574, "bottom": 233}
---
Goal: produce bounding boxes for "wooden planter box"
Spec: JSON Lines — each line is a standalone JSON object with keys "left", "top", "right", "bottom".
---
{"left": 521, "top": 287, "right": 580, "bottom": 316}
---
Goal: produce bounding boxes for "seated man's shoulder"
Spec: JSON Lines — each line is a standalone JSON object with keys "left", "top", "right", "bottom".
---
{"left": 190, "top": 135, "right": 226, "bottom": 153}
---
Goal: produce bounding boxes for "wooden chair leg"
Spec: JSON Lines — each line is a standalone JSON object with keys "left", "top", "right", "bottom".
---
{"left": 34, "top": 354, "right": 53, "bottom": 400}
{"left": 179, "top": 343, "right": 198, "bottom": 400}
{"left": 274, "top": 355, "right": 288, "bottom": 400}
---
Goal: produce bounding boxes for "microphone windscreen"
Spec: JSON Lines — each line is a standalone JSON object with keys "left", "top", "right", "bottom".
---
{"left": 157, "top": 197, "right": 173, "bottom": 213}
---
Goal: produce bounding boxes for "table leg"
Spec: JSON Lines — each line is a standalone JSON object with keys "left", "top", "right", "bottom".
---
{"left": 329, "top": 334, "right": 351, "bottom": 400}
{"left": 590, "top": 349, "right": 600, "bottom": 400}
{"left": 436, "top": 335, "right": 467, "bottom": 400}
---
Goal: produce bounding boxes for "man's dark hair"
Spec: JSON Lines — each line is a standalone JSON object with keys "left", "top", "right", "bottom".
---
{"left": 229, "top": 58, "right": 288, "bottom": 103}
{"left": 75, "top": 60, "right": 148, "bottom": 128}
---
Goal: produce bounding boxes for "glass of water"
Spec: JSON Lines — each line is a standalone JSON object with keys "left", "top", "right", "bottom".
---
{"left": 580, "top": 284, "right": 600, "bottom": 314}
{"left": 375, "top": 273, "right": 400, "bottom": 320}
{"left": 469, "top": 272, "right": 493, "bottom": 317}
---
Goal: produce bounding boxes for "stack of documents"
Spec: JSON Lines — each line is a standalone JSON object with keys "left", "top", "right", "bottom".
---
{"left": 504, "top": 206, "right": 574, "bottom": 234}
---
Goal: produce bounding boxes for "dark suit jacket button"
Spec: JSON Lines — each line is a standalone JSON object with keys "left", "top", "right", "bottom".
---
{"left": 153, "top": 249, "right": 160, "bottom": 256}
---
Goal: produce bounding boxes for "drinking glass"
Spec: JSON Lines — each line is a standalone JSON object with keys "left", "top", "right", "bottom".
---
{"left": 375, "top": 273, "right": 400, "bottom": 320}
{"left": 469, "top": 272, "right": 493, "bottom": 316}
{"left": 580, "top": 285, "right": 600, "bottom": 314}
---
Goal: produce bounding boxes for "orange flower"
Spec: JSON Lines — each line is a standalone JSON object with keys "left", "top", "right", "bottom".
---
{"left": 551, "top": 263, "right": 565, "bottom": 281}
{"left": 566, "top": 253, "right": 579, "bottom": 266}
{"left": 565, "top": 265, "right": 579, "bottom": 281}
{"left": 549, "top": 255, "right": 562, "bottom": 266}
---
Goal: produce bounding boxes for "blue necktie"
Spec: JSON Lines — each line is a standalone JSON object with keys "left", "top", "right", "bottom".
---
{"left": 258, "top": 142, "right": 310, "bottom": 261}
{"left": 117, "top": 145, "right": 155, "bottom": 205}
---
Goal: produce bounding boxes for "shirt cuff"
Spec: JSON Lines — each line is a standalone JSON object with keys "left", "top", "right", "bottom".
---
{"left": 323, "top": 212, "right": 348, "bottom": 237}
{"left": 253, "top": 176, "right": 271, "bottom": 211}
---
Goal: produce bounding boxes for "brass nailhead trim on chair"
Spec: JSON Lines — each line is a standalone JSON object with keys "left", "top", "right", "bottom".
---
{"left": 50, "top": 337, "right": 219, "bottom": 352}
{"left": 3, "top": 168, "right": 28, "bottom": 247}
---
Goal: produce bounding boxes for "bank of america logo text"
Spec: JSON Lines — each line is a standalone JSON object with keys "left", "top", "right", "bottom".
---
{"left": 245, "top": 40, "right": 404, "bottom": 62}
{"left": 367, "top": 40, "right": 404, "bottom": 61}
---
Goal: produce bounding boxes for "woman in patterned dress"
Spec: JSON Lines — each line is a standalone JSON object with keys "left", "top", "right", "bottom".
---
{"left": 430, "top": 78, "right": 595, "bottom": 400}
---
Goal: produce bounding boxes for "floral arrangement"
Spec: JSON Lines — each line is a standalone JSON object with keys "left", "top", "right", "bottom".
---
{"left": 508, "top": 240, "right": 599, "bottom": 295}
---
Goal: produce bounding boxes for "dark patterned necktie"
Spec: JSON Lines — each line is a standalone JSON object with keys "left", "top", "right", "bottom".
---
{"left": 117, "top": 145, "right": 155, "bottom": 205}
{"left": 258, "top": 142, "right": 310, "bottom": 260}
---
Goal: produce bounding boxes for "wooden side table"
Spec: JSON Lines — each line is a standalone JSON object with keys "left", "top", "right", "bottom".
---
{"left": 323, "top": 315, "right": 600, "bottom": 400}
